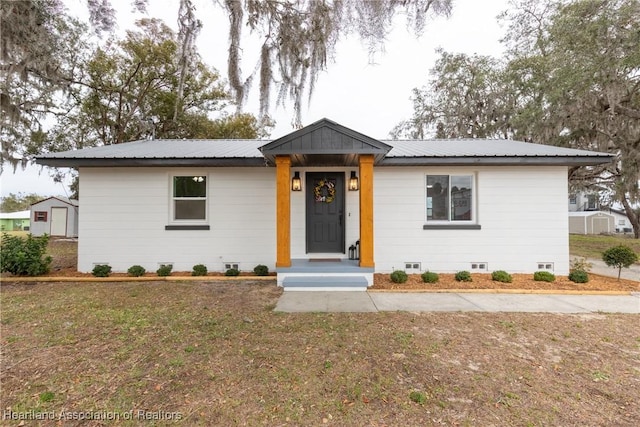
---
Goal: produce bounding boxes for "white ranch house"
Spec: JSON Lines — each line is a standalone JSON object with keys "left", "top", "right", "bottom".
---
{"left": 37, "top": 119, "right": 613, "bottom": 290}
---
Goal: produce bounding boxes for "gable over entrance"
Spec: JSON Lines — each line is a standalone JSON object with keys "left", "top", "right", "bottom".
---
{"left": 260, "top": 118, "right": 391, "bottom": 166}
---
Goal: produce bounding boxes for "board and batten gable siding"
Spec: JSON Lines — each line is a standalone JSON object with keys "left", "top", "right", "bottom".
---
{"left": 77, "top": 167, "right": 276, "bottom": 272}
{"left": 373, "top": 166, "right": 571, "bottom": 275}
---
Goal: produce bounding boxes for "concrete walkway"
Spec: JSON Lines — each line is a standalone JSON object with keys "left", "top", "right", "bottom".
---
{"left": 582, "top": 257, "right": 640, "bottom": 281}
{"left": 275, "top": 291, "right": 640, "bottom": 313}
{"left": 276, "top": 258, "right": 640, "bottom": 313}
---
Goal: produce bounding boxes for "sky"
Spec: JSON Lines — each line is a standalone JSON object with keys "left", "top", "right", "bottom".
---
{"left": 0, "top": 0, "right": 509, "bottom": 198}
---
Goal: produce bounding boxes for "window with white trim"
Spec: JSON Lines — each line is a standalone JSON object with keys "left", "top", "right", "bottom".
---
{"left": 172, "top": 175, "right": 207, "bottom": 221}
{"left": 426, "top": 175, "right": 474, "bottom": 222}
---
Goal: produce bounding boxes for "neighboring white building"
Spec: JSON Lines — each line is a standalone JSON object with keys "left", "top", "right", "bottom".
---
{"left": 568, "top": 191, "right": 633, "bottom": 235}
{"left": 30, "top": 197, "right": 79, "bottom": 238}
{"left": 609, "top": 208, "right": 634, "bottom": 234}
{"left": 568, "top": 191, "right": 600, "bottom": 212}
{"left": 37, "top": 119, "right": 613, "bottom": 289}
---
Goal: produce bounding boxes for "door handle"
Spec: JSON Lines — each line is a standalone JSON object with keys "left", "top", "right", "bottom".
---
{"left": 339, "top": 211, "right": 343, "bottom": 226}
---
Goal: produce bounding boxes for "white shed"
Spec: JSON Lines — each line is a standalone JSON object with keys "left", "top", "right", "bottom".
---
{"left": 30, "top": 197, "right": 79, "bottom": 238}
{"left": 568, "top": 211, "right": 615, "bottom": 235}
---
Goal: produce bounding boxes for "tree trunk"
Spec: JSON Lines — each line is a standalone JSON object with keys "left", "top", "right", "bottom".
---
{"left": 620, "top": 196, "right": 640, "bottom": 239}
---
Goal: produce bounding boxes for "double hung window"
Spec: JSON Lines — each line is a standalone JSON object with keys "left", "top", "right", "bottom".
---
{"left": 172, "top": 176, "right": 207, "bottom": 221}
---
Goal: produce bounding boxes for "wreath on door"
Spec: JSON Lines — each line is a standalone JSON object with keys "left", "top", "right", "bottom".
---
{"left": 314, "top": 179, "right": 336, "bottom": 203}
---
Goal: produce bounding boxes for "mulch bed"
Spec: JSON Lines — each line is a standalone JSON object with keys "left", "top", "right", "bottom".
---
{"left": 371, "top": 272, "right": 640, "bottom": 292}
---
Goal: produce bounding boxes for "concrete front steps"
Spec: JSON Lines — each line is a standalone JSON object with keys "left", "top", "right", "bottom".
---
{"left": 277, "top": 259, "right": 374, "bottom": 291}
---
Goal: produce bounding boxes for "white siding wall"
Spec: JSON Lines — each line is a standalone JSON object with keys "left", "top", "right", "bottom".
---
{"left": 29, "top": 210, "right": 49, "bottom": 237}
{"left": 374, "top": 166, "right": 571, "bottom": 275}
{"left": 78, "top": 165, "right": 571, "bottom": 275}
{"left": 78, "top": 167, "right": 276, "bottom": 272}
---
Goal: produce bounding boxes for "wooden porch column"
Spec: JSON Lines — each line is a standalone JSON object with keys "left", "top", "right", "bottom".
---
{"left": 275, "top": 156, "right": 291, "bottom": 267}
{"left": 359, "top": 155, "right": 375, "bottom": 268}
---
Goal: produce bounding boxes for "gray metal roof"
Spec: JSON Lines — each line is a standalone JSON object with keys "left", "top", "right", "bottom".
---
{"left": 385, "top": 139, "right": 607, "bottom": 157}
{"left": 37, "top": 139, "right": 268, "bottom": 167}
{"left": 0, "top": 210, "right": 31, "bottom": 219}
{"left": 36, "top": 125, "right": 613, "bottom": 168}
{"left": 378, "top": 139, "right": 613, "bottom": 166}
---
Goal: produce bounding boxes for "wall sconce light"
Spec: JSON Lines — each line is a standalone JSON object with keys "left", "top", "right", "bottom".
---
{"left": 291, "top": 171, "right": 302, "bottom": 191}
{"left": 348, "top": 171, "right": 359, "bottom": 191}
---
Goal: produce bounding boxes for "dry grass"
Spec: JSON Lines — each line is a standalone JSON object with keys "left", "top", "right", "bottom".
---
{"left": 1, "top": 280, "right": 639, "bottom": 426}
{"left": 570, "top": 234, "right": 640, "bottom": 262}
{"left": 2, "top": 234, "right": 639, "bottom": 425}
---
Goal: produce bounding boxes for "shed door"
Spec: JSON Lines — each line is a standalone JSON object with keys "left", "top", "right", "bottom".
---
{"left": 50, "top": 207, "right": 68, "bottom": 236}
{"left": 306, "top": 172, "right": 345, "bottom": 253}
{"left": 592, "top": 217, "right": 609, "bottom": 234}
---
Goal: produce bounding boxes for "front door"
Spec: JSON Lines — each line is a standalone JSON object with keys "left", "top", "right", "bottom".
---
{"left": 306, "top": 172, "right": 345, "bottom": 253}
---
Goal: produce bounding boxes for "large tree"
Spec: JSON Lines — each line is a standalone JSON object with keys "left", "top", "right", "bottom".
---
{"left": 0, "top": 193, "right": 44, "bottom": 212}
{"left": 45, "top": 18, "right": 267, "bottom": 151}
{"left": 502, "top": 0, "right": 640, "bottom": 238}
{"left": 219, "top": 0, "right": 453, "bottom": 126}
{"left": 0, "top": 1, "right": 90, "bottom": 170}
{"left": 391, "top": 50, "right": 516, "bottom": 140}
{"left": 395, "top": 0, "right": 640, "bottom": 238}
{"left": 2, "top": 0, "right": 454, "bottom": 150}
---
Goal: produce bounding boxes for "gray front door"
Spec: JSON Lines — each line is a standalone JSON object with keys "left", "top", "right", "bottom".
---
{"left": 306, "top": 172, "right": 345, "bottom": 253}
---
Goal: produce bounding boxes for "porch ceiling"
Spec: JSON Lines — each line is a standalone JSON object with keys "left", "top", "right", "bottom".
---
{"left": 290, "top": 153, "right": 360, "bottom": 167}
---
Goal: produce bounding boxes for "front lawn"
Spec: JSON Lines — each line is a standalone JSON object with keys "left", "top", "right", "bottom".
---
{"left": 570, "top": 234, "right": 640, "bottom": 262}
{"left": 1, "top": 281, "right": 638, "bottom": 426}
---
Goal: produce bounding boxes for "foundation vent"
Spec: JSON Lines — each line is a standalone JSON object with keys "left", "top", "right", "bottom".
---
{"left": 537, "top": 262, "right": 554, "bottom": 271}
{"left": 404, "top": 262, "right": 421, "bottom": 272}
{"left": 471, "top": 262, "right": 488, "bottom": 271}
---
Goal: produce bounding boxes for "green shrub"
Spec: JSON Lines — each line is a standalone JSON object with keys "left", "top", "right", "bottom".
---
{"left": 602, "top": 245, "right": 639, "bottom": 280}
{"left": 533, "top": 271, "right": 555, "bottom": 282}
{"left": 491, "top": 270, "right": 512, "bottom": 283}
{"left": 192, "top": 264, "right": 208, "bottom": 276}
{"left": 421, "top": 271, "right": 439, "bottom": 283}
{"left": 0, "top": 233, "right": 52, "bottom": 276}
{"left": 225, "top": 268, "right": 240, "bottom": 276}
{"left": 92, "top": 264, "right": 112, "bottom": 277}
{"left": 570, "top": 257, "right": 592, "bottom": 272}
{"left": 253, "top": 264, "right": 269, "bottom": 276}
{"left": 568, "top": 269, "right": 589, "bottom": 283}
{"left": 454, "top": 271, "right": 472, "bottom": 282}
{"left": 157, "top": 264, "right": 173, "bottom": 277}
{"left": 390, "top": 270, "right": 408, "bottom": 283}
{"left": 127, "top": 265, "right": 146, "bottom": 277}
{"left": 39, "top": 391, "right": 55, "bottom": 403}
{"left": 409, "top": 391, "right": 427, "bottom": 405}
